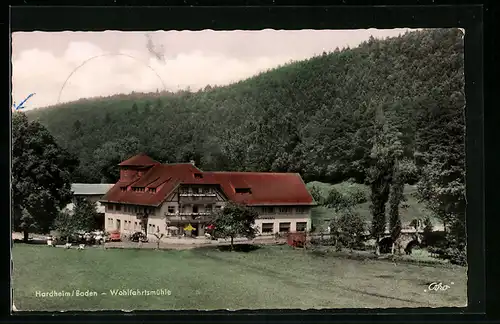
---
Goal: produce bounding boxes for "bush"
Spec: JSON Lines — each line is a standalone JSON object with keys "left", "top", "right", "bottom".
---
{"left": 329, "top": 210, "right": 366, "bottom": 251}
{"left": 445, "top": 248, "right": 467, "bottom": 266}
{"left": 427, "top": 246, "right": 467, "bottom": 266}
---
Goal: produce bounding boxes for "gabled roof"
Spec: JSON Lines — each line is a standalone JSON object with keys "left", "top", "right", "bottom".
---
{"left": 118, "top": 153, "right": 160, "bottom": 167}
{"left": 205, "top": 172, "right": 313, "bottom": 206}
{"left": 101, "top": 154, "right": 314, "bottom": 207}
{"left": 71, "top": 183, "right": 114, "bottom": 196}
{"left": 101, "top": 163, "right": 202, "bottom": 206}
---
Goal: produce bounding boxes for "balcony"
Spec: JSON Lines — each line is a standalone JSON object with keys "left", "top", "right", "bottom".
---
{"left": 179, "top": 193, "right": 217, "bottom": 197}
{"left": 164, "top": 212, "right": 213, "bottom": 222}
{"left": 179, "top": 194, "right": 218, "bottom": 203}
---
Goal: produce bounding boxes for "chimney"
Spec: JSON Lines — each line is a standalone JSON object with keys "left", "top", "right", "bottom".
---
{"left": 190, "top": 160, "right": 195, "bottom": 166}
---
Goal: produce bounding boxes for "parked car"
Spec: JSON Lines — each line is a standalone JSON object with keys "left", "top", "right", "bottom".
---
{"left": 108, "top": 230, "right": 121, "bottom": 242}
{"left": 130, "top": 232, "right": 148, "bottom": 243}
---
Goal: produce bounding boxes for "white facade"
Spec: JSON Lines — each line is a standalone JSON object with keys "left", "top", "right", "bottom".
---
{"left": 103, "top": 186, "right": 312, "bottom": 238}
{"left": 253, "top": 206, "right": 312, "bottom": 235}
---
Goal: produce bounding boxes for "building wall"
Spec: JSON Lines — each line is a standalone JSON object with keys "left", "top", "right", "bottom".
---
{"left": 253, "top": 206, "right": 312, "bottom": 235}
{"left": 104, "top": 204, "right": 163, "bottom": 235}
{"left": 74, "top": 195, "right": 102, "bottom": 204}
{"left": 104, "top": 199, "right": 312, "bottom": 237}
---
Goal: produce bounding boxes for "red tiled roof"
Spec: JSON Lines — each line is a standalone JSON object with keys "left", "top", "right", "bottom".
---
{"left": 101, "top": 155, "right": 314, "bottom": 207}
{"left": 118, "top": 153, "right": 160, "bottom": 167}
{"left": 203, "top": 172, "right": 314, "bottom": 206}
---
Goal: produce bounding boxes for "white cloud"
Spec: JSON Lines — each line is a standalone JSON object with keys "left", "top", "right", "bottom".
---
{"left": 12, "top": 44, "right": 298, "bottom": 109}
{"left": 11, "top": 29, "right": 417, "bottom": 110}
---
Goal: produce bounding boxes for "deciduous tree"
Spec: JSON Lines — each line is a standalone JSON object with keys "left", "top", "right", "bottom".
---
{"left": 211, "top": 203, "right": 259, "bottom": 251}
{"left": 12, "top": 112, "right": 78, "bottom": 242}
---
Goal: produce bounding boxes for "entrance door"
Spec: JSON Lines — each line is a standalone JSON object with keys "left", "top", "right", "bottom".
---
{"left": 116, "top": 219, "right": 121, "bottom": 231}
{"left": 95, "top": 213, "right": 105, "bottom": 230}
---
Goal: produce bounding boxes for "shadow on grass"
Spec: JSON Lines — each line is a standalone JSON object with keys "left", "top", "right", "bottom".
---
{"left": 13, "top": 239, "right": 47, "bottom": 245}
{"left": 193, "top": 244, "right": 262, "bottom": 253}
{"left": 217, "top": 244, "right": 262, "bottom": 252}
{"left": 309, "top": 247, "right": 457, "bottom": 268}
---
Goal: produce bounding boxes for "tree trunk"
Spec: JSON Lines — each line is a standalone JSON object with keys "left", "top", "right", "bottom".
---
{"left": 230, "top": 237, "right": 234, "bottom": 251}
{"left": 23, "top": 230, "right": 29, "bottom": 243}
{"left": 375, "top": 237, "right": 380, "bottom": 255}
{"left": 391, "top": 242, "right": 395, "bottom": 254}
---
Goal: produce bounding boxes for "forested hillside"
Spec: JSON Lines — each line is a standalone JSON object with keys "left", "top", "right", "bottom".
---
{"left": 27, "top": 28, "right": 464, "bottom": 185}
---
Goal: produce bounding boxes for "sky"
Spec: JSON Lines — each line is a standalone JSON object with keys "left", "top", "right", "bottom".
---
{"left": 11, "top": 28, "right": 415, "bottom": 110}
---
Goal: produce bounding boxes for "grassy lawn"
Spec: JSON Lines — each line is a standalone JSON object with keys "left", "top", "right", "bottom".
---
{"left": 12, "top": 244, "right": 466, "bottom": 311}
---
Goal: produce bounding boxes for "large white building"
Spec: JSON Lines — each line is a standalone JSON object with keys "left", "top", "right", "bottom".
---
{"left": 100, "top": 154, "right": 315, "bottom": 238}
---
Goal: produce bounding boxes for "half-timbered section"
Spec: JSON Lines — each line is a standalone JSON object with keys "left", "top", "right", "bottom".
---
{"left": 100, "top": 153, "right": 315, "bottom": 238}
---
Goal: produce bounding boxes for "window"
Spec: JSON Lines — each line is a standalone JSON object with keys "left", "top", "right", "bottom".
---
{"left": 235, "top": 188, "right": 252, "bottom": 194}
{"left": 206, "top": 205, "right": 213, "bottom": 213}
{"left": 116, "top": 205, "right": 121, "bottom": 211}
{"left": 279, "top": 222, "right": 291, "bottom": 233}
{"left": 109, "top": 205, "right": 114, "bottom": 211}
{"left": 167, "top": 206, "right": 175, "bottom": 214}
{"left": 296, "top": 222, "right": 307, "bottom": 232}
{"left": 120, "top": 187, "right": 127, "bottom": 192}
{"left": 194, "top": 173, "right": 203, "bottom": 179}
{"left": 263, "top": 207, "right": 275, "bottom": 214}
{"left": 215, "top": 205, "right": 222, "bottom": 210}
{"left": 148, "top": 188, "right": 156, "bottom": 193}
{"left": 193, "top": 205, "right": 199, "bottom": 213}
{"left": 134, "top": 221, "right": 138, "bottom": 230}
{"left": 296, "top": 207, "right": 307, "bottom": 214}
{"left": 262, "top": 223, "right": 274, "bottom": 233}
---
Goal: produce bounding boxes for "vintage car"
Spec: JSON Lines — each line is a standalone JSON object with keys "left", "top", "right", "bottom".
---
{"left": 108, "top": 230, "right": 121, "bottom": 242}
{"left": 129, "top": 231, "right": 148, "bottom": 243}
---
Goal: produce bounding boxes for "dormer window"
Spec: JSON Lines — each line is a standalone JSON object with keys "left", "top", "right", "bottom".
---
{"left": 132, "top": 187, "right": 145, "bottom": 192}
{"left": 194, "top": 173, "right": 203, "bottom": 179}
{"left": 148, "top": 188, "right": 156, "bottom": 193}
{"left": 235, "top": 188, "right": 252, "bottom": 194}
{"left": 120, "top": 187, "right": 127, "bottom": 192}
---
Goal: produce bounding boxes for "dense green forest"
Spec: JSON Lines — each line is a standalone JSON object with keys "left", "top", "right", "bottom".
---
{"left": 27, "top": 28, "right": 464, "bottom": 187}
